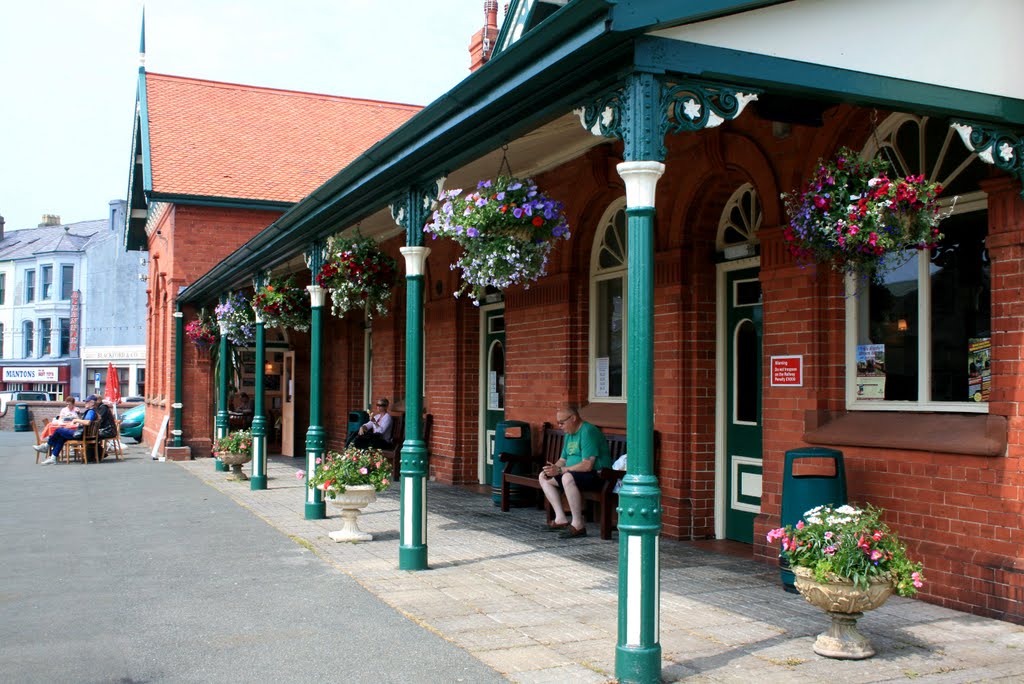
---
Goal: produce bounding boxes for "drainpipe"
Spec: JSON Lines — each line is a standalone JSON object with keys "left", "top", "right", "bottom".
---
{"left": 172, "top": 306, "right": 183, "bottom": 447}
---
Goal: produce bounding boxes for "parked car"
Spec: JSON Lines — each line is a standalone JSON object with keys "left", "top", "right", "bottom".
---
{"left": 119, "top": 403, "right": 145, "bottom": 442}
{"left": 0, "top": 391, "right": 50, "bottom": 412}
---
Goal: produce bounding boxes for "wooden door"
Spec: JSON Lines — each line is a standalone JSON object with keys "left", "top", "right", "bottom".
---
{"left": 281, "top": 351, "right": 295, "bottom": 457}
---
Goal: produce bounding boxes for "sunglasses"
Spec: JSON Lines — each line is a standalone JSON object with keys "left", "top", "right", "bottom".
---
{"left": 376, "top": 403, "right": 387, "bottom": 407}
{"left": 556, "top": 416, "right": 573, "bottom": 426}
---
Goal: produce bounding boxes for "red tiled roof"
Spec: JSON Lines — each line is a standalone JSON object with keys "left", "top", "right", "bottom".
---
{"left": 144, "top": 73, "right": 421, "bottom": 203}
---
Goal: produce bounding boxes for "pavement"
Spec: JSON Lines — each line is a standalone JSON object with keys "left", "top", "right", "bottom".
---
{"left": 5, "top": 432, "right": 1024, "bottom": 683}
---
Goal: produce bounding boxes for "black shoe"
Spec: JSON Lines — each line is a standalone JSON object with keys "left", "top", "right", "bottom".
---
{"left": 559, "top": 525, "right": 587, "bottom": 539}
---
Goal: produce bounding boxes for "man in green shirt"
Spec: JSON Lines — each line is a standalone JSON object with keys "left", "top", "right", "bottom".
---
{"left": 538, "top": 403, "right": 611, "bottom": 539}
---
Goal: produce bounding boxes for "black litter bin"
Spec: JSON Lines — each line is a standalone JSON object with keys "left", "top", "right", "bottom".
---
{"left": 779, "top": 446, "right": 847, "bottom": 592}
{"left": 347, "top": 410, "right": 369, "bottom": 443}
{"left": 13, "top": 403, "right": 30, "bottom": 432}
{"left": 492, "top": 420, "right": 531, "bottom": 506}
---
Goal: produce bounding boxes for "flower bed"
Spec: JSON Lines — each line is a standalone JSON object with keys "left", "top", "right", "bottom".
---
{"left": 424, "top": 176, "right": 570, "bottom": 304}
{"left": 316, "top": 234, "right": 397, "bottom": 319}
{"left": 782, "top": 147, "right": 945, "bottom": 282}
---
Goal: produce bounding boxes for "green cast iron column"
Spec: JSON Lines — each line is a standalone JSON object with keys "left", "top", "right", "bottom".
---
{"left": 391, "top": 181, "right": 442, "bottom": 571}
{"left": 616, "top": 72, "right": 665, "bottom": 684}
{"left": 215, "top": 300, "right": 230, "bottom": 472}
{"left": 304, "top": 243, "right": 327, "bottom": 519}
{"left": 250, "top": 273, "right": 268, "bottom": 490}
{"left": 172, "top": 307, "right": 183, "bottom": 448}
{"left": 579, "top": 71, "right": 759, "bottom": 683}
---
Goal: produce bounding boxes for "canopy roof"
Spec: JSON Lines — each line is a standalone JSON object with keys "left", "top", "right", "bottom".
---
{"left": 174, "top": 0, "right": 1024, "bottom": 303}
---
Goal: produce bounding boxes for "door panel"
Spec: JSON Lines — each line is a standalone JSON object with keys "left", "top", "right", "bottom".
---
{"left": 483, "top": 309, "right": 505, "bottom": 485}
{"left": 725, "top": 268, "right": 762, "bottom": 543}
{"left": 281, "top": 351, "right": 295, "bottom": 457}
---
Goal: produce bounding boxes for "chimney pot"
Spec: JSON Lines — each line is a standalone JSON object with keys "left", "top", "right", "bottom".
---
{"left": 39, "top": 214, "right": 61, "bottom": 227}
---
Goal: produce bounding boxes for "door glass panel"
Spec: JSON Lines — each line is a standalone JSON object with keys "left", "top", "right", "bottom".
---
{"left": 734, "top": 319, "right": 757, "bottom": 424}
{"left": 734, "top": 279, "right": 761, "bottom": 307}
{"left": 487, "top": 341, "right": 505, "bottom": 410}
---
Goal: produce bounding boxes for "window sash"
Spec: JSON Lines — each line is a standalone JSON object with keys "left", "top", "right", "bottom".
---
{"left": 25, "top": 271, "right": 35, "bottom": 303}
{"left": 61, "top": 265, "right": 73, "bottom": 300}
{"left": 41, "top": 266, "right": 53, "bottom": 300}
{"left": 23, "top": 323, "right": 33, "bottom": 358}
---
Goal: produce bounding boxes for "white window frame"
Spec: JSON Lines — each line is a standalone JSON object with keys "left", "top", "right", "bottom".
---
{"left": 845, "top": 113, "right": 989, "bottom": 413}
{"left": 41, "top": 264, "right": 53, "bottom": 301}
{"left": 589, "top": 198, "right": 628, "bottom": 403}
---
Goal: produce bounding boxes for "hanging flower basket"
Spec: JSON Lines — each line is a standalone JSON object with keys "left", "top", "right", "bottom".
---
{"left": 424, "top": 177, "right": 570, "bottom": 304}
{"left": 782, "top": 147, "right": 946, "bottom": 282}
{"left": 251, "top": 275, "right": 311, "bottom": 332}
{"left": 214, "top": 291, "right": 255, "bottom": 346}
{"left": 185, "top": 308, "right": 218, "bottom": 354}
{"left": 316, "top": 234, "right": 398, "bottom": 319}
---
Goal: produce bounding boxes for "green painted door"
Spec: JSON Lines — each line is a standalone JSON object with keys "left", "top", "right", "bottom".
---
{"left": 483, "top": 308, "right": 506, "bottom": 485}
{"left": 725, "top": 268, "right": 763, "bottom": 543}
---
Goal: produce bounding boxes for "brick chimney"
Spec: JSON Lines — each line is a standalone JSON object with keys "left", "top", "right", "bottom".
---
{"left": 39, "top": 214, "right": 61, "bottom": 227}
{"left": 469, "top": 0, "right": 499, "bottom": 72}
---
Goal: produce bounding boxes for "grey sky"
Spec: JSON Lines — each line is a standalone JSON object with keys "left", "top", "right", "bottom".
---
{"left": 0, "top": 0, "right": 487, "bottom": 231}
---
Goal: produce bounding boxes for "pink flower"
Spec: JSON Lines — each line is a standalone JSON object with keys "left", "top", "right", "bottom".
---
{"left": 871, "top": 550, "right": 884, "bottom": 561}
{"left": 912, "top": 571, "right": 924, "bottom": 589}
{"left": 766, "top": 528, "right": 786, "bottom": 543}
{"left": 295, "top": 470, "right": 305, "bottom": 480}
{"left": 824, "top": 531, "right": 834, "bottom": 540}
{"left": 359, "top": 467, "right": 369, "bottom": 475}
{"left": 795, "top": 520, "right": 804, "bottom": 530}
{"left": 315, "top": 457, "right": 322, "bottom": 465}
{"left": 824, "top": 545, "right": 836, "bottom": 555}
{"left": 872, "top": 530, "right": 884, "bottom": 541}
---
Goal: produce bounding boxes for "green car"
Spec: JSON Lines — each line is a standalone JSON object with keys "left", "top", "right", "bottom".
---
{"left": 119, "top": 404, "right": 145, "bottom": 442}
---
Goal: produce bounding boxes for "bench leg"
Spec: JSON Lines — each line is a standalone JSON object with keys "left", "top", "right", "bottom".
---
{"left": 500, "top": 476, "right": 511, "bottom": 512}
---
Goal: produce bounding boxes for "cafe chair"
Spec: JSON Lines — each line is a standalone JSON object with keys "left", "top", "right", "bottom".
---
{"left": 102, "top": 421, "right": 125, "bottom": 461}
{"left": 31, "top": 420, "right": 46, "bottom": 464}
{"left": 64, "top": 423, "right": 100, "bottom": 464}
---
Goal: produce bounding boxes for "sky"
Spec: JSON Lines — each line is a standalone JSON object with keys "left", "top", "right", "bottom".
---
{"left": 0, "top": 0, "right": 487, "bottom": 231}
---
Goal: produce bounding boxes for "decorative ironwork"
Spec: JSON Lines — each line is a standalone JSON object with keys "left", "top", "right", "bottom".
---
{"left": 304, "top": 240, "right": 327, "bottom": 274}
{"left": 952, "top": 121, "right": 1024, "bottom": 192}
{"left": 576, "top": 73, "right": 759, "bottom": 161}
{"left": 390, "top": 178, "right": 446, "bottom": 246}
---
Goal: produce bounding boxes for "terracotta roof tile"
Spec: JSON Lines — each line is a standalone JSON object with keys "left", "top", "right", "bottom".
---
{"left": 144, "top": 73, "right": 421, "bottom": 203}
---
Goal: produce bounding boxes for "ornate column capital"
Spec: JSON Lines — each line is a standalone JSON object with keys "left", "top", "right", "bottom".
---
{"left": 306, "top": 285, "right": 328, "bottom": 308}
{"left": 400, "top": 246, "right": 431, "bottom": 276}
{"left": 576, "top": 72, "right": 759, "bottom": 162}
{"left": 390, "top": 179, "right": 446, "bottom": 247}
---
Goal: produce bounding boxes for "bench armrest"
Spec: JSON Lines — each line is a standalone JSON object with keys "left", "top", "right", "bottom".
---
{"left": 598, "top": 468, "right": 626, "bottom": 481}
{"left": 498, "top": 452, "right": 543, "bottom": 465}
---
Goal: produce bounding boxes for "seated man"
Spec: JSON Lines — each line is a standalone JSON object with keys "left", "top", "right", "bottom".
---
{"left": 347, "top": 398, "right": 393, "bottom": 449}
{"left": 538, "top": 403, "right": 611, "bottom": 539}
{"left": 234, "top": 392, "right": 253, "bottom": 415}
{"left": 34, "top": 394, "right": 98, "bottom": 465}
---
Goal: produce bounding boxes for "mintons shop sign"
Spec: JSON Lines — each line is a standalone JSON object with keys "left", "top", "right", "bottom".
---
{"left": 3, "top": 367, "right": 59, "bottom": 382}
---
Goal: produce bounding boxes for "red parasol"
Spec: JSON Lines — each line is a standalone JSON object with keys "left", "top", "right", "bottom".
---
{"left": 104, "top": 362, "right": 122, "bottom": 405}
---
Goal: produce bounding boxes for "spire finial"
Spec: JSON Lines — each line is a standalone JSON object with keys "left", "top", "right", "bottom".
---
{"left": 138, "top": 6, "right": 146, "bottom": 72}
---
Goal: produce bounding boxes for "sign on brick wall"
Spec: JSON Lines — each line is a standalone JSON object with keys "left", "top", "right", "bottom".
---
{"left": 770, "top": 355, "right": 803, "bottom": 387}
{"left": 69, "top": 290, "right": 80, "bottom": 354}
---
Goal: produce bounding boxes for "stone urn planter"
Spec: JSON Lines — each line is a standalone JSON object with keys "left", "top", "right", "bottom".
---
{"left": 218, "top": 451, "right": 252, "bottom": 481}
{"left": 793, "top": 566, "right": 894, "bottom": 659}
{"left": 325, "top": 484, "right": 377, "bottom": 542}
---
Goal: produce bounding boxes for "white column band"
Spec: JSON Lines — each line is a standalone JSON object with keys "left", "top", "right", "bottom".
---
{"left": 616, "top": 161, "right": 665, "bottom": 208}
{"left": 306, "top": 284, "right": 328, "bottom": 308}
{"left": 400, "top": 246, "right": 431, "bottom": 277}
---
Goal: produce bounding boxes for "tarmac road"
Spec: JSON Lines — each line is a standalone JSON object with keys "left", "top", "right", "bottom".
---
{"left": 0, "top": 432, "right": 505, "bottom": 684}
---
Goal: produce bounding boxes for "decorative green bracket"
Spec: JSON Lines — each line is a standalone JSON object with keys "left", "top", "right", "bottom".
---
{"left": 390, "top": 178, "right": 446, "bottom": 247}
{"left": 389, "top": 178, "right": 444, "bottom": 571}
{"left": 952, "top": 121, "right": 1024, "bottom": 196}
{"left": 576, "top": 72, "right": 760, "bottom": 161}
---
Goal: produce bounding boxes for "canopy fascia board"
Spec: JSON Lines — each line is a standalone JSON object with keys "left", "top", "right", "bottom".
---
{"left": 610, "top": 0, "right": 791, "bottom": 32}
{"left": 145, "top": 193, "right": 294, "bottom": 214}
{"left": 636, "top": 36, "right": 1024, "bottom": 126}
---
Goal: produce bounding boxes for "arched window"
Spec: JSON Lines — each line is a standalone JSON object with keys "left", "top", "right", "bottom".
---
{"left": 716, "top": 183, "right": 762, "bottom": 251}
{"left": 847, "top": 114, "right": 990, "bottom": 410}
{"left": 589, "top": 199, "right": 628, "bottom": 401}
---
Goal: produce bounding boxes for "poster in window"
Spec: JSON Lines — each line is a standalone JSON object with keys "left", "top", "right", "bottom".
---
{"left": 856, "top": 344, "right": 886, "bottom": 400}
{"left": 968, "top": 337, "right": 991, "bottom": 402}
{"left": 595, "top": 357, "right": 610, "bottom": 398}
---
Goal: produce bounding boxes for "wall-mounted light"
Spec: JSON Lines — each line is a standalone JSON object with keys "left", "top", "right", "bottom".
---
{"left": 898, "top": 319, "right": 908, "bottom": 332}
{"left": 264, "top": 362, "right": 274, "bottom": 374}
{"left": 138, "top": 273, "right": 148, "bottom": 282}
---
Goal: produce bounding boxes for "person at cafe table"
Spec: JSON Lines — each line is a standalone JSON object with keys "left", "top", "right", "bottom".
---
{"left": 34, "top": 394, "right": 98, "bottom": 465}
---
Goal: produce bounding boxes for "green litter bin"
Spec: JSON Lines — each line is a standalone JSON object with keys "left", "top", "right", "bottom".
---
{"left": 347, "top": 410, "right": 369, "bottom": 443}
{"left": 13, "top": 403, "right": 30, "bottom": 432}
{"left": 779, "top": 447, "right": 847, "bottom": 593}
{"left": 492, "top": 420, "right": 532, "bottom": 506}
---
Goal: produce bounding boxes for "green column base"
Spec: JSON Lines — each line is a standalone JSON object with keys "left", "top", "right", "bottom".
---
{"left": 250, "top": 475, "right": 267, "bottom": 491}
{"left": 399, "top": 545, "right": 428, "bottom": 571}
{"left": 214, "top": 458, "right": 227, "bottom": 472}
{"left": 615, "top": 644, "right": 662, "bottom": 684}
{"left": 305, "top": 501, "right": 326, "bottom": 520}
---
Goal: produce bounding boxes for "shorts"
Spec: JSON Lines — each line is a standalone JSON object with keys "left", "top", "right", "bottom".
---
{"left": 556, "top": 470, "right": 602, "bottom": 492}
